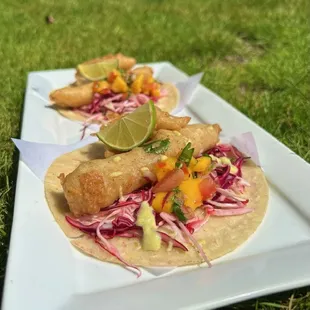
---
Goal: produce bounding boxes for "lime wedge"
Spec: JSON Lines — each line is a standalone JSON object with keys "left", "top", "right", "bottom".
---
{"left": 77, "top": 59, "right": 119, "bottom": 81}
{"left": 97, "top": 101, "right": 156, "bottom": 151}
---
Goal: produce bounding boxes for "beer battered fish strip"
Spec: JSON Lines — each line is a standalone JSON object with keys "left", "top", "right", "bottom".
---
{"left": 83, "top": 53, "right": 136, "bottom": 70}
{"left": 155, "top": 107, "right": 190, "bottom": 131}
{"left": 62, "top": 124, "right": 221, "bottom": 216}
{"left": 50, "top": 53, "right": 136, "bottom": 107}
{"left": 49, "top": 83, "right": 93, "bottom": 109}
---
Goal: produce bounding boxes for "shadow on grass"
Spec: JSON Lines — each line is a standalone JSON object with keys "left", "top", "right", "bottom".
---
{"left": 0, "top": 91, "right": 25, "bottom": 303}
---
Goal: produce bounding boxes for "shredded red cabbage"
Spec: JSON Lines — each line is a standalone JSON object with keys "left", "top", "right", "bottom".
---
{"left": 76, "top": 90, "right": 165, "bottom": 124}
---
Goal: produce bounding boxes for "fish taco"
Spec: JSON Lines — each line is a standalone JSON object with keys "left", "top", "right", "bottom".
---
{"left": 44, "top": 107, "right": 268, "bottom": 276}
{"left": 49, "top": 53, "right": 179, "bottom": 125}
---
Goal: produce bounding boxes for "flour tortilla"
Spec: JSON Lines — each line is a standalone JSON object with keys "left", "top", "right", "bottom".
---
{"left": 44, "top": 142, "right": 269, "bottom": 267}
{"left": 57, "top": 83, "right": 179, "bottom": 123}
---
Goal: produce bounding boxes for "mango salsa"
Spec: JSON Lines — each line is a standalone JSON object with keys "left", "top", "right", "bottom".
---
{"left": 152, "top": 154, "right": 215, "bottom": 214}
{"left": 93, "top": 81, "right": 110, "bottom": 94}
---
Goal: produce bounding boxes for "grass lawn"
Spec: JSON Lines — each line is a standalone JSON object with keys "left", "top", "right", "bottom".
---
{"left": 0, "top": 0, "right": 309, "bottom": 308}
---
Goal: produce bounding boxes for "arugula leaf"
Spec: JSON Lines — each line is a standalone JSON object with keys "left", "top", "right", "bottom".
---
{"left": 142, "top": 139, "right": 170, "bottom": 154}
{"left": 175, "top": 142, "right": 194, "bottom": 169}
{"left": 171, "top": 187, "right": 187, "bottom": 222}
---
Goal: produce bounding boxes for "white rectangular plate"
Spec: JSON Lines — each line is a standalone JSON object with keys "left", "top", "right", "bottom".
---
{"left": 2, "top": 62, "right": 310, "bottom": 310}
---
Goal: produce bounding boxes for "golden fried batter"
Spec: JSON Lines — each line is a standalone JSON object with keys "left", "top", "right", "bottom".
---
{"left": 49, "top": 83, "right": 93, "bottom": 108}
{"left": 130, "top": 66, "right": 154, "bottom": 79}
{"left": 155, "top": 107, "right": 190, "bottom": 130}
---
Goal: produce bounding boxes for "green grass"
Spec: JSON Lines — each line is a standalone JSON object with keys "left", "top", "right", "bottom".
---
{"left": 0, "top": 0, "right": 309, "bottom": 308}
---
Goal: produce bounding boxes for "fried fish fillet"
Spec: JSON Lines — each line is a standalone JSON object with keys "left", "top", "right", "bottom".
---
{"left": 130, "top": 66, "right": 153, "bottom": 79}
{"left": 49, "top": 83, "right": 93, "bottom": 108}
{"left": 156, "top": 107, "right": 190, "bottom": 131}
{"left": 86, "top": 53, "right": 136, "bottom": 70}
{"left": 62, "top": 124, "right": 221, "bottom": 216}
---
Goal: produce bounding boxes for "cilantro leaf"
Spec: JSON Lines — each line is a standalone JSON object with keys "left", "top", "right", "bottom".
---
{"left": 142, "top": 139, "right": 170, "bottom": 154}
{"left": 171, "top": 187, "right": 187, "bottom": 222}
{"left": 172, "top": 187, "right": 181, "bottom": 194}
{"left": 176, "top": 142, "right": 194, "bottom": 169}
{"left": 172, "top": 200, "right": 187, "bottom": 222}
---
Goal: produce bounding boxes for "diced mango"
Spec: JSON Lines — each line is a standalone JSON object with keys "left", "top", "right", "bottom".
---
{"left": 111, "top": 76, "right": 128, "bottom": 93}
{"left": 179, "top": 179, "right": 203, "bottom": 210}
{"left": 131, "top": 74, "right": 144, "bottom": 94}
{"left": 155, "top": 157, "right": 177, "bottom": 181}
{"left": 163, "top": 198, "right": 173, "bottom": 213}
{"left": 189, "top": 158, "right": 198, "bottom": 169}
{"left": 152, "top": 192, "right": 165, "bottom": 213}
{"left": 151, "top": 192, "right": 172, "bottom": 213}
{"left": 145, "top": 76, "right": 154, "bottom": 84}
{"left": 142, "top": 83, "right": 152, "bottom": 96}
{"left": 150, "top": 83, "right": 161, "bottom": 97}
{"left": 192, "top": 156, "right": 211, "bottom": 172}
{"left": 93, "top": 81, "right": 110, "bottom": 94}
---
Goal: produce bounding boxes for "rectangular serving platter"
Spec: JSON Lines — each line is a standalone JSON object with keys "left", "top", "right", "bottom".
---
{"left": 2, "top": 62, "right": 310, "bottom": 310}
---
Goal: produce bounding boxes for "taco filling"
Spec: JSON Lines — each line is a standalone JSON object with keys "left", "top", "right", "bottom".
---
{"left": 64, "top": 143, "right": 254, "bottom": 276}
